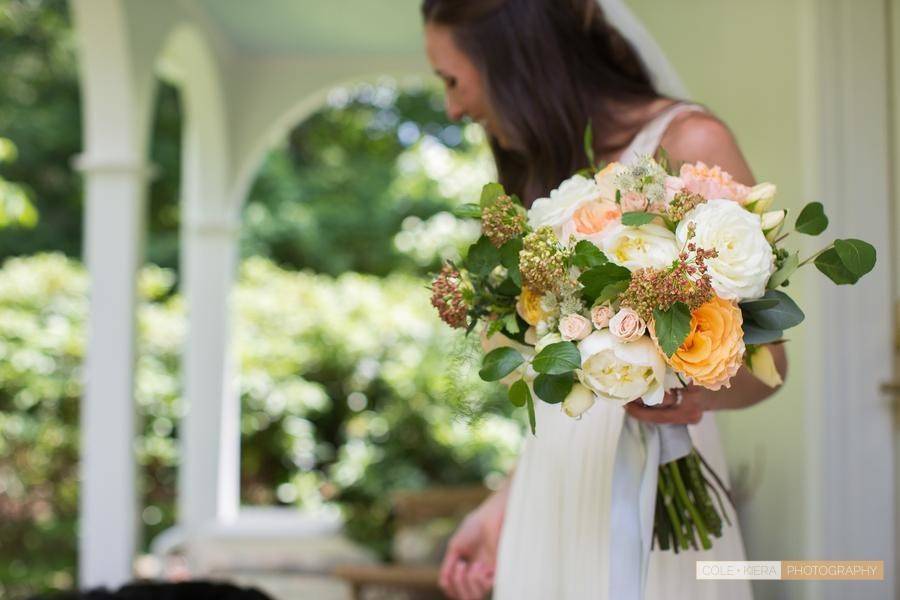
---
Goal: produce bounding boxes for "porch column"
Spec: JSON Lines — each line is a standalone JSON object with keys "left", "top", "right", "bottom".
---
{"left": 179, "top": 215, "right": 241, "bottom": 530}
{"left": 77, "top": 157, "right": 153, "bottom": 587}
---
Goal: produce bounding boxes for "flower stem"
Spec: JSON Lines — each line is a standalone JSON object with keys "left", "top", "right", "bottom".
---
{"left": 797, "top": 243, "right": 834, "bottom": 268}
{"left": 668, "top": 461, "right": 712, "bottom": 550}
{"left": 658, "top": 467, "right": 689, "bottom": 551}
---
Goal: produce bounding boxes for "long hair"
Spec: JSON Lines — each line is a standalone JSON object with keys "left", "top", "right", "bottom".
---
{"left": 422, "top": 0, "right": 668, "bottom": 206}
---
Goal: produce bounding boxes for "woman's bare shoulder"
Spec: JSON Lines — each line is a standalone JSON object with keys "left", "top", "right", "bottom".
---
{"left": 660, "top": 110, "right": 756, "bottom": 185}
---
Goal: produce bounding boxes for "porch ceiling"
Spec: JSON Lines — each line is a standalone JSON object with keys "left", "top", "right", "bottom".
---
{"left": 197, "top": 0, "right": 425, "bottom": 56}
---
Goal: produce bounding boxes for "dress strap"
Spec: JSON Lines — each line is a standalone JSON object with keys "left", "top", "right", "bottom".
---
{"left": 618, "top": 102, "right": 708, "bottom": 165}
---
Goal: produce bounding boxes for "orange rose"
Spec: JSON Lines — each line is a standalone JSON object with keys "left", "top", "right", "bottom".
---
{"left": 516, "top": 286, "right": 551, "bottom": 326}
{"left": 652, "top": 296, "right": 745, "bottom": 391}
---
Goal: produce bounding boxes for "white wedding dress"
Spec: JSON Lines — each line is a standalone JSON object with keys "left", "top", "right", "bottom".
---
{"left": 492, "top": 102, "right": 754, "bottom": 600}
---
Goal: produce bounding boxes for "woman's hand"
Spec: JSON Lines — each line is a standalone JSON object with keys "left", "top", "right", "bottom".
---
{"left": 625, "top": 385, "right": 710, "bottom": 425}
{"left": 439, "top": 492, "right": 505, "bottom": 599}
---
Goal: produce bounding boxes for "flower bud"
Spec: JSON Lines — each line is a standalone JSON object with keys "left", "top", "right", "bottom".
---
{"left": 562, "top": 383, "right": 597, "bottom": 418}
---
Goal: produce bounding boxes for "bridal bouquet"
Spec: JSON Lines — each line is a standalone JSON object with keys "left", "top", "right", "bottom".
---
{"left": 430, "top": 147, "right": 876, "bottom": 553}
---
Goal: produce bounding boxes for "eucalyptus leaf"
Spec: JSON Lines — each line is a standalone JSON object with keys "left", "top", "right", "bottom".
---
{"left": 652, "top": 302, "right": 692, "bottom": 357}
{"left": 479, "top": 347, "right": 524, "bottom": 381}
{"left": 794, "top": 201, "right": 828, "bottom": 235}
{"left": 532, "top": 341, "right": 582, "bottom": 374}
{"left": 739, "top": 298, "right": 779, "bottom": 312}
{"left": 834, "top": 239, "right": 876, "bottom": 279}
{"left": 621, "top": 211, "right": 656, "bottom": 227}
{"left": 533, "top": 372, "right": 574, "bottom": 404}
{"left": 814, "top": 247, "right": 858, "bottom": 284}
{"left": 509, "top": 378, "right": 530, "bottom": 408}
{"left": 742, "top": 321, "right": 784, "bottom": 345}
{"left": 767, "top": 251, "right": 799, "bottom": 289}
{"left": 747, "top": 290, "right": 804, "bottom": 330}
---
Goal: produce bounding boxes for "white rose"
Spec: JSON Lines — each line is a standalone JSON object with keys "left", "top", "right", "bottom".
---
{"left": 608, "top": 307, "right": 646, "bottom": 342}
{"left": 576, "top": 330, "right": 666, "bottom": 406}
{"left": 676, "top": 199, "right": 775, "bottom": 300}
{"left": 562, "top": 383, "right": 597, "bottom": 418}
{"left": 590, "top": 304, "right": 614, "bottom": 329}
{"left": 559, "top": 313, "right": 592, "bottom": 341}
{"left": 528, "top": 175, "right": 602, "bottom": 232}
{"left": 599, "top": 223, "right": 680, "bottom": 271}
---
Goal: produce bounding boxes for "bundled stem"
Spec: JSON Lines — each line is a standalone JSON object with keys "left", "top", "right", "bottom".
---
{"left": 653, "top": 451, "right": 730, "bottom": 553}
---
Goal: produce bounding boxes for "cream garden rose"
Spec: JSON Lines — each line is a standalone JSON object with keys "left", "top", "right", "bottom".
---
{"left": 608, "top": 307, "right": 646, "bottom": 342}
{"left": 676, "top": 199, "right": 775, "bottom": 300}
{"left": 576, "top": 330, "right": 667, "bottom": 406}
{"left": 528, "top": 174, "right": 603, "bottom": 233}
{"left": 600, "top": 223, "right": 680, "bottom": 271}
{"left": 559, "top": 313, "right": 593, "bottom": 341}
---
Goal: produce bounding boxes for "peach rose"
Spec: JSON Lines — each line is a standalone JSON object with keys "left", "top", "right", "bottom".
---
{"left": 679, "top": 161, "right": 750, "bottom": 204}
{"left": 560, "top": 200, "right": 621, "bottom": 245}
{"left": 559, "top": 313, "right": 593, "bottom": 341}
{"left": 653, "top": 296, "right": 745, "bottom": 391}
{"left": 609, "top": 307, "right": 647, "bottom": 342}
{"left": 591, "top": 304, "right": 614, "bottom": 329}
{"left": 664, "top": 175, "right": 685, "bottom": 202}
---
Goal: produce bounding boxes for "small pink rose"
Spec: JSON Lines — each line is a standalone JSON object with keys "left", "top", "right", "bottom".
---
{"left": 609, "top": 307, "right": 647, "bottom": 342}
{"left": 590, "top": 305, "right": 614, "bottom": 329}
{"left": 620, "top": 191, "right": 649, "bottom": 213}
{"left": 559, "top": 313, "right": 593, "bottom": 341}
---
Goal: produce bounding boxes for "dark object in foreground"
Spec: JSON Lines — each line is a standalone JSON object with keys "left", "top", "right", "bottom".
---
{"left": 30, "top": 581, "right": 273, "bottom": 600}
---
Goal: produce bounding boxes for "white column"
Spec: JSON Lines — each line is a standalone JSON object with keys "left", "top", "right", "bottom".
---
{"left": 77, "top": 158, "right": 153, "bottom": 587}
{"left": 179, "top": 217, "right": 241, "bottom": 530}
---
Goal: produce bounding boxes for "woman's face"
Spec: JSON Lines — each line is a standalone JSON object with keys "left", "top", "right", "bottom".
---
{"left": 424, "top": 23, "right": 510, "bottom": 147}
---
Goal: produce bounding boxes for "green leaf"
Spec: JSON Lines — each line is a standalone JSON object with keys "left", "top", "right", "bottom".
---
{"left": 814, "top": 247, "right": 858, "bottom": 284}
{"left": 453, "top": 203, "right": 483, "bottom": 219}
{"left": 834, "top": 239, "right": 876, "bottom": 279}
{"left": 742, "top": 320, "right": 784, "bottom": 345}
{"left": 532, "top": 341, "right": 582, "bottom": 374}
{"left": 621, "top": 211, "right": 656, "bottom": 227}
{"left": 652, "top": 302, "right": 692, "bottom": 357}
{"left": 596, "top": 280, "right": 630, "bottom": 305}
{"left": 583, "top": 121, "right": 595, "bottom": 168}
{"left": 465, "top": 236, "right": 501, "bottom": 276}
{"left": 533, "top": 372, "right": 574, "bottom": 404}
{"left": 509, "top": 378, "right": 530, "bottom": 407}
{"left": 794, "top": 201, "right": 828, "bottom": 235}
{"left": 745, "top": 289, "right": 804, "bottom": 330}
{"left": 479, "top": 182, "right": 505, "bottom": 209}
{"left": 502, "top": 314, "right": 531, "bottom": 345}
{"left": 579, "top": 263, "right": 631, "bottom": 302}
{"left": 479, "top": 347, "right": 525, "bottom": 381}
{"left": 499, "top": 238, "right": 523, "bottom": 286}
{"left": 572, "top": 240, "right": 608, "bottom": 270}
{"left": 526, "top": 387, "right": 537, "bottom": 434}
{"left": 739, "top": 297, "right": 779, "bottom": 312}
{"left": 503, "top": 312, "right": 520, "bottom": 334}
{"left": 767, "top": 251, "right": 799, "bottom": 289}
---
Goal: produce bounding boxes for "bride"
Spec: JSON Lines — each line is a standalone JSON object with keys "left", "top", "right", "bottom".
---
{"left": 422, "top": 1, "right": 788, "bottom": 599}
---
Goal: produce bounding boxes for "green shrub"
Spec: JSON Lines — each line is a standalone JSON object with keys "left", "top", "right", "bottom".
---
{"left": 0, "top": 254, "right": 520, "bottom": 597}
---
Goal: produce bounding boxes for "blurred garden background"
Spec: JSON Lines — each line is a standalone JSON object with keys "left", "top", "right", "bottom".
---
{"left": 0, "top": 1, "right": 523, "bottom": 597}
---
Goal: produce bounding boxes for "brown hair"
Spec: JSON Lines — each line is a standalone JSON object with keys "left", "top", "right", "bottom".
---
{"left": 422, "top": 0, "right": 670, "bottom": 206}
